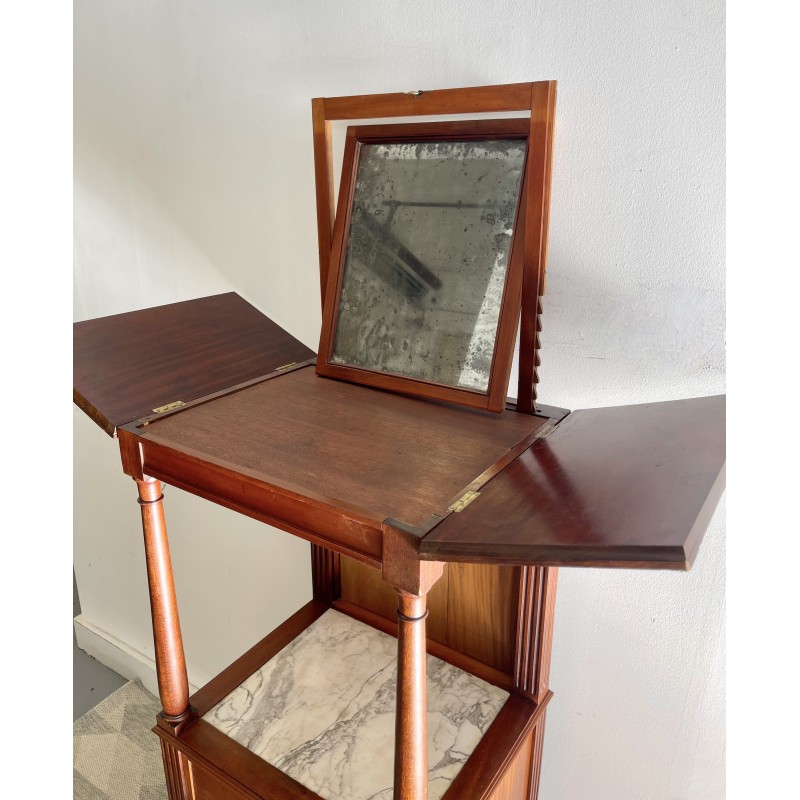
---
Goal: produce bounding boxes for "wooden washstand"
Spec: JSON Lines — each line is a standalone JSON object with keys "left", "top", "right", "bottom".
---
{"left": 73, "top": 83, "right": 725, "bottom": 800}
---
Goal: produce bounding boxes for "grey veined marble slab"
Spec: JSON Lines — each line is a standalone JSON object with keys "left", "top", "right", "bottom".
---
{"left": 203, "top": 609, "right": 509, "bottom": 800}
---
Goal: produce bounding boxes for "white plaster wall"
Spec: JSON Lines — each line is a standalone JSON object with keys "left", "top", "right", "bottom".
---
{"left": 74, "top": 1, "right": 725, "bottom": 797}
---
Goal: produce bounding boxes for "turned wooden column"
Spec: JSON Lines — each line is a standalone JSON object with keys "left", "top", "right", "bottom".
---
{"left": 395, "top": 591, "right": 429, "bottom": 800}
{"left": 382, "top": 522, "right": 444, "bottom": 800}
{"left": 136, "top": 477, "right": 190, "bottom": 722}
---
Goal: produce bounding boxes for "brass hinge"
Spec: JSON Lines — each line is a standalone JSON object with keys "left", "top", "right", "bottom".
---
{"left": 448, "top": 490, "right": 480, "bottom": 513}
{"left": 534, "top": 422, "right": 556, "bottom": 439}
{"left": 274, "top": 362, "right": 297, "bottom": 372}
{"left": 152, "top": 400, "right": 185, "bottom": 414}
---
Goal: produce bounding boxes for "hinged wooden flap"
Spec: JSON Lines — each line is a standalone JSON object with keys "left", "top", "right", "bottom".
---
{"left": 419, "top": 395, "right": 725, "bottom": 569}
{"left": 74, "top": 293, "right": 315, "bottom": 436}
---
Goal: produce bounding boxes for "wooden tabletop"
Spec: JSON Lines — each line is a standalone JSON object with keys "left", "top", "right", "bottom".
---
{"left": 121, "top": 365, "right": 554, "bottom": 566}
{"left": 76, "top": 293, "right": 726, "bottom": 572}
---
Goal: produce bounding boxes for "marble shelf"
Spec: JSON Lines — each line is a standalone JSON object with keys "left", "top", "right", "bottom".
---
{"left": 203, "top": 609, "right": 509, "bottom": 800}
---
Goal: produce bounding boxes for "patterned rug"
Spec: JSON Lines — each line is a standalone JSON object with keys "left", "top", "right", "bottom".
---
{"left": 73, "top": 680, "right": 167, "bottom": 800}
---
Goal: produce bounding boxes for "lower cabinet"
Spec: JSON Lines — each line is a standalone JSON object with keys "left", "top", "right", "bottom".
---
{"left": 151, "top": 600, "right": 551, "bottom": 800}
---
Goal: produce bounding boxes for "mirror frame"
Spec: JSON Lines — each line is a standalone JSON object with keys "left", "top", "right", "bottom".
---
{"left": 317, "top": 118, "right": 530, "bottom": 413}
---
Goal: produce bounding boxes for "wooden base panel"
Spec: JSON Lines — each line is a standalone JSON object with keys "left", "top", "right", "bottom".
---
{"left": 154, "top": 700, "right": 549, "bottom": 800}
{"left": 156, "top": 719, "right": 323, "bottom": 800}
{"left": 159, "top": 738, "right": 193, "bottom": 800}
{"left": 528, "top": 709, "right": 548, "bottom": 800}
{"left": 486, "top": 735, "right": 532, "bottom": 800}
{"left": 192, "top": 760, "right": 256, "bottom": 800}
{"left": 150, "top": 601, "right": 551, "bottom": 800}
{"left": 449, "top": 693, "right": 551, "bottom": 800}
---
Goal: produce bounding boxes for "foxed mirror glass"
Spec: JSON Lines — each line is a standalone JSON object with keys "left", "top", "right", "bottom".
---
{"left": 318, "top": 120, "right": 530, "bottom": 412}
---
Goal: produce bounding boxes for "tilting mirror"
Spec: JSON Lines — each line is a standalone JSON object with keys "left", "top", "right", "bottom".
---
{"left": 318, "top": 119, "right": 530, "bottom": 412}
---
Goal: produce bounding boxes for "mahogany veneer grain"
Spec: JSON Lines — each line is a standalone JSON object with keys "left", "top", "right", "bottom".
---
{"left": 421, "top": 395, "right": 726, "bottom": 568}
{"left": 339, "top": 558, "right": 520, "bottom": 677}
{"left": 74, "top": 293, "right": 315, "bottom": 435}
{"left": 137, "top": 366, "right": 549, "bottom": 528}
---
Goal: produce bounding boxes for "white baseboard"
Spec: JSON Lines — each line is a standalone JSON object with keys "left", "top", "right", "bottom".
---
{"left": 74, "top": 614, "right": 201, "bottom": 698}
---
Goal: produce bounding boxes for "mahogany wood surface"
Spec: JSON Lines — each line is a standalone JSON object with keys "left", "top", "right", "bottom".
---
{"left": 444, "top": 563, "right": 519, "bottom": 677}
{"left": 128, "top": 431, "right": 386, "bottom": 567}
{"left": 158, "top": 719, "right": 326, "bottom": 800}
{"left": 159, "top": 739, "right": 193, "bottom": 800}
{"left": 192, "top": 760, "right": 259, "bottom": 800}
{"left": 382, "top": 522, "right": 445, "bottom": 596}
{"left": 528, "top": 711, "right": 548, "bottom": 800}
{"left": 310, "top": 543, "right": 341, "bottom": 605}
{"left": 137, "top": 478, "right": 190, "bottom": 721}
{"left": 484, "top": 733, "right": 532, "bottom": 800}
{"left": 421, "top": 395, "right": 726, "bottom": 568}
{"left": 340, "top": 558, "right": 520, "bottom": 677}
{"left": 514, "top": 567, "right": 558, "bottom": 703}
{"left": 319, "top": 82, "right": 543, "bottom": 122}
{"left": 516, "top": 82, "right": 557, "bottom": 413}
{"left": 312, "top": 98, "right": 335, "bottom": 304}
{"left": 394, "top": 591, "right": 430, "bottom": 800}
{"left": 136, "top": 365, "right": 547, "bottom": 528}
{"left": 340, "top": 556, "right": 450, "bottom": 644}
{"left": 74, "top": 293, "right": 315, "bottom": 435}
{"left": 314, "top": 360, "right": 514, "bottom": 415}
